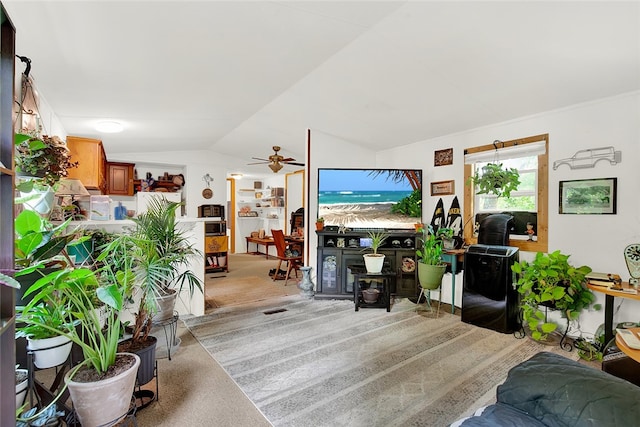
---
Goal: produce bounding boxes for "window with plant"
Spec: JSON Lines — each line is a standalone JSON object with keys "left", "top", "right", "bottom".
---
{"left": 464, "top": 134, "right": 549, "bottom": 253}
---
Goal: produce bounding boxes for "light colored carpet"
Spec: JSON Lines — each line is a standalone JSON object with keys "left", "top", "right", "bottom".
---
{"left": 184, "top": 296, "right": 578, "bottom": 427}
{"left": 205, "top": 254, "right": 300, "bottom": 309}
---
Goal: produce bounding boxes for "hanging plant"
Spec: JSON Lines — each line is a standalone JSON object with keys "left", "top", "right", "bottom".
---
{"left": 468, "top": 162, "right": 520, "bottom": 198}
{"left": 15, "top": 133, "right": 78, "bottom": 190}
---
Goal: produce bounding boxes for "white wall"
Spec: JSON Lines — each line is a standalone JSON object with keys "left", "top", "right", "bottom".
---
{"left": 373, "top": 91, "right": 640, "bottom": 337}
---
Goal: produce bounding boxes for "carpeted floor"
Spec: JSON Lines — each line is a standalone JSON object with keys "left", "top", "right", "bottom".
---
{"left": 184, "top": 296, "right": 578, "bottom": 427}
{"left": 205, "top": 254, "right": 300, "bottom": 309}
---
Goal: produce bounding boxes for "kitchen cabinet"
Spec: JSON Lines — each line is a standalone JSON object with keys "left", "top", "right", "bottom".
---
{"left": 107, "top": 162, "right": 134, "bottom": 196}
{"left": 66, "top": 136, "right": 107, "bottom": 193}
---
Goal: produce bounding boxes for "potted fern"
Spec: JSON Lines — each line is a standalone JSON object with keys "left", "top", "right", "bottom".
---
{"left": 511, "top": 250, "right": 600, "bottom": 341}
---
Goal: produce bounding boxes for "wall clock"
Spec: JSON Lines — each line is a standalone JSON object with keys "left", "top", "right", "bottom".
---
{"left": 624, "top": 243, "right": 640, "bottom": 286}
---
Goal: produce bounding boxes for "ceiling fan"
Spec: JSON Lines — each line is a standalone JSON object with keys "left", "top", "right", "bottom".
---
{"left": 248, "top": 146, "right": 304, "bottom": 173}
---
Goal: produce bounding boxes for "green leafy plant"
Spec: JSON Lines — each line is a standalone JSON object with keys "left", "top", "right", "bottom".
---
{"left": 16, "top": 300, "right": 75, "bottom": 340}
{"left": 416, "top": 225, "right": 445, "bottom": 266}
{"left": 17, "top": 266, "right": 128, "bottom": 375}
{"left": 102, "top": 196, "right": 203, "bottom": 343}
{"left": 468, "top": 162, "right": 520, "bottom": 198}
{"left": 365, "top": 230, "right": 389, "bottom": 255}
{"left": 14, "top": 209, "right": 80, "bottom": 272}
{"left": 391, "top": 188, "right": 422, "bottom": 217}
{"left": 511, "top": 250, "right": 600, "bottom": 341}
{"left": 14, "top": 133, "right": 78, "bottom": 189}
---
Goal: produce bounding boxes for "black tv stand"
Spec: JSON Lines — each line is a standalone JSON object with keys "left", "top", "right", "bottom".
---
{"left": 315, "top": 229, "right": 419, "bottom": 300}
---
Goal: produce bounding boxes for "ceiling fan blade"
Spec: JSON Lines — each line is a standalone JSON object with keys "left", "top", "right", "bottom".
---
{"left": 247, "top": 161, "right": 269, "bottom": 165}
{"left": 280, "top": 157, "right": 295, "bottom": 162}
{"left": 285, "top": 162, "right": 305, "bottom": 166}
{"left": 251, "top": 157, "right": 270, "bottom": 162}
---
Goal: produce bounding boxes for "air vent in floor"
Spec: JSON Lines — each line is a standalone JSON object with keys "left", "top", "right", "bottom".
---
{"left": 263, "top": 308, "right": 287, "bottom": 315}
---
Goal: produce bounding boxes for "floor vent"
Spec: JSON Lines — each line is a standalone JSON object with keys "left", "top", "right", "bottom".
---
{"left": 264, "top": 308, "right": 287, "bottom": 315}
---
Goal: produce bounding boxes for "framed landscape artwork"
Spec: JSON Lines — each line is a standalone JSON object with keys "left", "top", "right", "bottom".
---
{"left": 559, "top": 177, "right": 617, "bottom": 214}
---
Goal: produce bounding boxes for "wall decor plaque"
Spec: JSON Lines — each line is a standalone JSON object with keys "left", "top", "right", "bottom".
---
{"left": 434, "top": 148, "right": 453, "bottom": 166}
{"left": 430, "top": 180, "right": 455, "bottom": 196}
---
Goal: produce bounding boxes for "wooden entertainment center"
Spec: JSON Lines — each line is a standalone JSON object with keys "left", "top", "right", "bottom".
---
{"left": 315, "top": 229, "right": 420, "bottom": 300}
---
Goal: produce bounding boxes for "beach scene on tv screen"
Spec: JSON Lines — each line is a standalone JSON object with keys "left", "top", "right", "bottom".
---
{"left": 318, "top": 169, "right": 422, "bottom": 229}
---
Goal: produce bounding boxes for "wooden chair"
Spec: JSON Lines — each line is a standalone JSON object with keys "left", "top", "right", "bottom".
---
{"left": 271, "top": 229, "right": 302, "bottom": 285}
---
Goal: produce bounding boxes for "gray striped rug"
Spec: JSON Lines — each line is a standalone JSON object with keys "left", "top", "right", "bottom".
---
{"left": 184, "top": 296, "right": 575, "bottom": 427}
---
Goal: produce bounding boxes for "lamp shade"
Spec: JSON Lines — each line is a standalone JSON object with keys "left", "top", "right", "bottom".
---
{"left": 55, "top": 178, "right": 90, "bottom": 196}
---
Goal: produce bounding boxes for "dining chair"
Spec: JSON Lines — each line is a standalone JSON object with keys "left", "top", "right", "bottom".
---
{"left": 271, "top": 229, "right": 303, "bottom": 285}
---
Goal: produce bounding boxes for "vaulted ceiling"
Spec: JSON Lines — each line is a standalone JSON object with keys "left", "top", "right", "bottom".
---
{"left": 4, "top": 1, "right": 639, "bottom": 174}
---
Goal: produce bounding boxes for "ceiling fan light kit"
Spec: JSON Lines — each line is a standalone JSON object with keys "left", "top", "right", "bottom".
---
{"left": 249, "top": 146, "right": 304, "bottom": 173}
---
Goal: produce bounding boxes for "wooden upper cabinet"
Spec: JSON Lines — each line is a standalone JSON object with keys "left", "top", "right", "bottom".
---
{"left": 66, "top": 136, "right": 107, "bottom": 193}
{"left": 107, "top": 162, "right": 134, "bottom": 196}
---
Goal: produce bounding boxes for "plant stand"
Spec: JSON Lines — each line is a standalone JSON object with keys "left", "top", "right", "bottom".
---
{"left": 24, "top": 344, "right": 74, "bottom": 422}
{"left": 514, "top": 306, "right": 572, "bottom": 351}
{"left": 352, "top": 267, "right": 394, "bottom": 312}
{"left": 152, "top": 311, "right": 179, "bottom": 360}
{"left": 133, "top": 359, "right": 158, "bottom": 410}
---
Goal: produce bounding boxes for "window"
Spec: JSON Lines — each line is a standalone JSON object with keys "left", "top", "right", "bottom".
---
{"left": 463, "top": 134, "right": 548, "bottom": 253}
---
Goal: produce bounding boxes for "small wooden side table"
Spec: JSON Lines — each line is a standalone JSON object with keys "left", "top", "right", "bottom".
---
{"left": 615, "top": 327, "right": 640, "bottom": 363}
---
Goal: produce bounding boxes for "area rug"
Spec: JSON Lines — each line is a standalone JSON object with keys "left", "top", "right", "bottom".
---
{"left": 184, "top": 297, "right": 577, "bottom": 427}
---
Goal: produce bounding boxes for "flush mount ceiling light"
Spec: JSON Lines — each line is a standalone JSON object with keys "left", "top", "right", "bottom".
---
{"left": 230, "top": 173, "right": 243, "bottom": 179}
{"left": 95, "top": 121, "right": 123, "bottom": 133}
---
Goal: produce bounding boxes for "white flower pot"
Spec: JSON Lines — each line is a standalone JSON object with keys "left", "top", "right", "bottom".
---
{"left": 363, "top": 254, "right": 385, "bottom": 274}
{"left": 16, "top": 368, "right": 28, "bottom": 409}
{"left": 27, "top": 335, "right": 73, "bottom": 369}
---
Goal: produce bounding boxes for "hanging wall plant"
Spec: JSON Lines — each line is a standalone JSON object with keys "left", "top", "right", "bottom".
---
{"left": 468, "top": 162, "right": 520, "bottom": 198}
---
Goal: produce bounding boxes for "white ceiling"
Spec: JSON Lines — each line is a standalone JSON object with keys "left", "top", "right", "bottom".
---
{"left": 4, "top": 1, "right": 639, "bottom": 174}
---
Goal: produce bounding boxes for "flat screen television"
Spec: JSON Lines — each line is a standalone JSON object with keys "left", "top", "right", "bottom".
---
{"left": 317, "top": 168, "right": 422, "bottom": 230}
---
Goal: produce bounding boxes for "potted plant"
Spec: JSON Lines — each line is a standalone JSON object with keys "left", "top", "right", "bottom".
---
{"left": 416, "top": 225, "right": 447, "bottom": 292}
{"left": 15, "top": 366, "right": 28, "bottom": 410}
{"left": 436, "top": 227, "right": 455, "bottom": 250}
{"left": 14, "top": 133, "right": 78, "bottom": 214}
{"left": 315, "top": 217, "right": 325, "bottom": 231}
{"left": 19, "top": 265, "right": 139, "bottom": 426}
{"left": 511, "top": 250, "right": 601, "bottom": 341}
{"left": 98, "top": 197, "right": 201, "bottom": 384}
{"left": 15, "top": 298, "right": 75, "bottom": 369}
{"left": 468, "top": 162, "right": 520, "bottom": 198}
{"left": 362, "top": 229, "right": 388, "bottom": 274}
{"left": 14, "top": 133, "right": 77, "bottom": 188}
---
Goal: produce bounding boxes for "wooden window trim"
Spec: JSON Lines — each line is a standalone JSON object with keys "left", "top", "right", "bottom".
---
{"left": 463, "top": 133, "right": 548, "bottom": 253}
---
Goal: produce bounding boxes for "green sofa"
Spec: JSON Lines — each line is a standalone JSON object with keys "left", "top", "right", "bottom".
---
{"left": 453, "top": 351, "right": 640, "bottom": 426}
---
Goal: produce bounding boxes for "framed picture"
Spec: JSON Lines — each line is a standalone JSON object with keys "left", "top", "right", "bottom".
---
{"left": 430, "top": 180, "right": 455, "bottom": 196}
{"left": 434, "top": 148, "right": 453, "bottom": 166}
{"left": 559, "top": 177, "right": 617, "bottom": 214}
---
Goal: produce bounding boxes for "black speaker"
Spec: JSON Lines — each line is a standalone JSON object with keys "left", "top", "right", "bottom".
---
{"left": 462, "top": 244, "right": 519, "bottom": 333}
